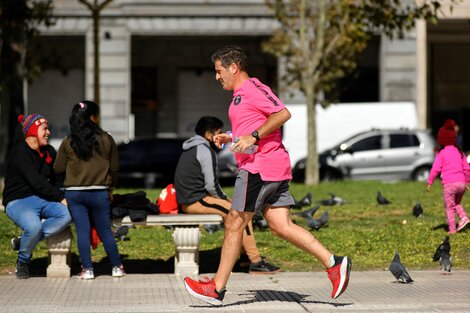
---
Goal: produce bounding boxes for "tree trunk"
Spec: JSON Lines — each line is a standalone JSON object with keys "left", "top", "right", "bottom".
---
{"left": 305, "top": 83, "right": 319, "bottom": 185}
{"left": 0, "top": 0, "right": 27, "bottom": 174}
{"left": 93, "top": 9, "right": 100, "bottom": 104}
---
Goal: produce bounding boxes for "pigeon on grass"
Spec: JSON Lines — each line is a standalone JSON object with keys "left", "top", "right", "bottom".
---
{"left": 112, "top": 225, "right": 129, "bottom": 241}
{"left": 318, "top": 193, "right": 346, "bottom": 206}
{"left": 203, "top": 224, "right": 224, "bottom": 234}
{"left": 307, "top": 211, "right": 329, "bottom": 231}
{"left": 252, "top": 212, "right": 268, "bottom": 230}
{"left": 292, "top": 192, "right": 312, "bottom": 209}
{"left": 293, "top": 205, "right": 320, "bottom": 218}
{"left": 377, "top": 191, "right": 391, "bottom": 205}
{"left": 389, "top": 252, "right": 414, "bottom": 284}
{"left": 412, "top": 202, "right": 424, "bottom": 218}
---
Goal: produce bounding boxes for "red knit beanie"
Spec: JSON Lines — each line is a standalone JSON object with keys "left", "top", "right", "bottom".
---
{"left": 437, "top": 119, "right": 456, "bottom": 146}
{"left": 18, "top": 114, "right": 48, "bottom": 138}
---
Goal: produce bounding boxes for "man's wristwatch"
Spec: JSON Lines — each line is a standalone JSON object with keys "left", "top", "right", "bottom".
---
{"left": 251, "top": 130, "right": 260, "bottom": 142}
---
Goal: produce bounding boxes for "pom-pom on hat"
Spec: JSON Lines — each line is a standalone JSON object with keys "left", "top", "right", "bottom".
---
{"left": 18, "top": 113, "right": 48, "bottom": 138}
{"left": 437, "top": 119, "right": 456, "bottom": 146}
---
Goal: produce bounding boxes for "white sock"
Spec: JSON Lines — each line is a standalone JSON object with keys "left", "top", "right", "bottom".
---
{"left": 330, "top": 255, "right": 335, "bottom": 268}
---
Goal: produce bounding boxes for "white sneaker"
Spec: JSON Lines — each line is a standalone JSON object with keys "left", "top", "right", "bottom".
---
{"left": 112, "top": 265, "right": 125, "bottom": 277}
{"left": 79, "top": 268, "right": 94, "bottom": 280}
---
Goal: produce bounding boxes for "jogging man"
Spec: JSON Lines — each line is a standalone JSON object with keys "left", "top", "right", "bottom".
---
{"left": 183, "top": 46, "right": 351, "bottom": 305}
{"left": 174, "top": 116, "right": 280, "bottom": 274}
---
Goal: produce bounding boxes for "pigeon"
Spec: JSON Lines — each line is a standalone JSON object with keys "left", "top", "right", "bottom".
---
{"left": 318, "top": 192, "right": 345, "bottom": 205}
{"left": 307, "top": 211, "right": 329, "bottom": 230}
{"left": 377, "top": 191, "right": 391, "bottom": 205}
{"left": 318, "top": 211, "right": 329, "bottom": 225}
{"left": 318, "top": 195, "right": 336, "bottom": 206}
{"left": 318, "top": 193, "right": 346, "bottom": 206}
{"left": 329, "top": 193, "right": 346, "bottom": 205}
{"left": 389, "top": 252, "right": 414, "bottom": 283}
{"left": 293, "top": 205, "right": 320, "bottom": 218}
{"left": 252, "top": 212, "right": 268, "bottom": 230}
{"left": 412, "top": 202, "right": 423, "bottom": 218}
{"left": 440, "top": 251, "right": 452, "bottom": 273}
{"left": 292, "top": 192, "right": 312, "bottom": 209}
{"left": 203, "top": 223, "right": 224, "bottom": 234}
{"left": 112, "top": 225, "right": 129, "bottom": 241}
{"left": 432, "top": 236, "right": 450, "bottom": 262}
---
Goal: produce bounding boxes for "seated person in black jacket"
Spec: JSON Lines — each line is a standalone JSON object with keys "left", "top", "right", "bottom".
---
{"left": 174, "top": 116, "right": 279, "bottom": 273}
{"left": 2, "top": 114, "right": 72, "bottom": 279}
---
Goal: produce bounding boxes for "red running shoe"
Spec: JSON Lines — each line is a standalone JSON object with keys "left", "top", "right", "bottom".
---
{"left": 326, "top": 256, "right": 352, "bottom": 299}
{"left": 183, "top": 276, "right": 226, "bottom": 306}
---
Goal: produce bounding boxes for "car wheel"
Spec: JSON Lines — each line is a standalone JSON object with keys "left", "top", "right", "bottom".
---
{"left": 413, "top": 166, "right": 431, "bottom": 182}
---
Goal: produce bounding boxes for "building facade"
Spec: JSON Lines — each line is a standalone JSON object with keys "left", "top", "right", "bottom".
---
{"left": 28, "top": 0, "right": 470, "bottom": 150}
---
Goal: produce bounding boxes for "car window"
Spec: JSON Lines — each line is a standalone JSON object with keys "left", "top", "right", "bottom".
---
{"left": 350, "top": 135, "right": 382, "bottom": 152}
{"left": 389, "top": 134, "right": 419, "bottom": 148}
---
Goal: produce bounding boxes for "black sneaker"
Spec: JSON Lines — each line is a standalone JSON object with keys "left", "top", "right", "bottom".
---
{"left": 239, "top": 255, "right": 267, "bottom": 268}
{"left": 16, "top": 261, "right": 30, "bottom": 279}
{"left": 11, "top": 236, "right": 21, "bottom": 251}
{"left": 249, "top": 259, "right": 280, "bottom": 274}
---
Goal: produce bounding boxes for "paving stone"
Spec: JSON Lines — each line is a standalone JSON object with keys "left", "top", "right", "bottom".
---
{"left": 0, "top": 271, "right": 468, "bottom": 312}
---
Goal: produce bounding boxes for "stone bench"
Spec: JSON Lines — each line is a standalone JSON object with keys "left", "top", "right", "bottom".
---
{"left": 45, "top": 214, "right": 223, "bottom": 278}
{"left": 119, "top": 214, "right": 223, "bottom": 276}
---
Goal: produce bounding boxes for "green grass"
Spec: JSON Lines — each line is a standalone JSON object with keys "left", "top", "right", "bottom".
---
{"left": 1, "top": 181, "right": 469, "bottom": 275}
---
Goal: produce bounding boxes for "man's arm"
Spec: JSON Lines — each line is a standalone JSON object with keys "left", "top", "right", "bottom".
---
{"left": 233, "top": 108, "right": 291, "bottom": 153}
{"left": 196, "top": 145, "right": 227, "bottom": 199}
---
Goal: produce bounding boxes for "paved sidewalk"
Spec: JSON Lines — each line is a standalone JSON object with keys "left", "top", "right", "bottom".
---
{"left": 0, "top": 270, "right": 469, "bottom": 313}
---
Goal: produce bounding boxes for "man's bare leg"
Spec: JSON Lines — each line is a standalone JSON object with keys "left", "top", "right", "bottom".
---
{"left": 214, "top": 209, "right": 254, "bottom": 290}
{"left": 264, "top": 206, "right": 332, "bottom": 267}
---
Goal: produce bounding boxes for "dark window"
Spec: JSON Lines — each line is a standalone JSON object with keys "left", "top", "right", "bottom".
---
{"left": 389, "top": 134, "right": 420, "bottom": 148}
{"left": 351, "top": 135, "right": 382, "bottom": 152}
{"left": 333, "top": 35, "right": 380, "bottom": 102}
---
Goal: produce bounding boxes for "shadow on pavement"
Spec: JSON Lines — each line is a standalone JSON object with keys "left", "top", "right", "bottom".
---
{"left": 189, "top": 289, "right": 353, "bottom": 308}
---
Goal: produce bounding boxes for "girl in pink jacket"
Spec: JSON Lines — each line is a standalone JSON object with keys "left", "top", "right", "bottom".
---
{"left": 427, "top": 119, "right": 470, "bottom": 234}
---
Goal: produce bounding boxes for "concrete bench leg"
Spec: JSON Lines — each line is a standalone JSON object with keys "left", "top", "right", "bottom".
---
{"left": 172, "top": 226, "right": 200, "bottom": 276}
{"left": 46, "top": 226, "right": 72, "bottom": 278}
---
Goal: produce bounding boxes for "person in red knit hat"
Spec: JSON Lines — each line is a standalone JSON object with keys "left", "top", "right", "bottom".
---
{"left": 2, "top": 113, "right": 71, "bottom": 279}
{"left": 427, "top": 119, "right": 470, "bottom": 234}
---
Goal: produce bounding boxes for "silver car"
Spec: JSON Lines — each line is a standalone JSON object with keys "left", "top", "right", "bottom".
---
{"left": 292, "top": 129, "right": 437, "bottom": 182}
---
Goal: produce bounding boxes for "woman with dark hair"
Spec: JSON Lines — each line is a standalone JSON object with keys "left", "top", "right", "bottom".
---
{"left": 55, "top": 100, "right": 124, "bottom": 279}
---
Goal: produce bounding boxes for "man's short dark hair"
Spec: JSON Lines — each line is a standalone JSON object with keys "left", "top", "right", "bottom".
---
{"left": 211, "top": 46, "right": 248, "bottom": 72}
{"left": 195, "top": 116, "right": 224, "bottom": 137}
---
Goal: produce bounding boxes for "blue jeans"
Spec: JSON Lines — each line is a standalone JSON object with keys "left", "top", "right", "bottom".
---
{"left": 6, "top": 195, "right": 72, "bottom": 264}
{"left": 65, "top": 190, "right": 121, "bottom": 269}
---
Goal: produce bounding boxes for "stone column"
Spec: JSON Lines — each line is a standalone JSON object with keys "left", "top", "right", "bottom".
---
{"left": 172, "top": 227, "right": 201, "bottom": 276}
{"left": 46, "top": 226, "right": 72, "bottom": 278}
{"left": 86, "top": 21, "right": 131, "bottom": 143}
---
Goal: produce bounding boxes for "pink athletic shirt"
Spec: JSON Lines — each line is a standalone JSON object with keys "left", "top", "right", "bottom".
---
{"left": 428, "top": 145, "right": 470, "bottom": 185}
{"left": 228, "top": 77, "right": 292, "bottom": 181}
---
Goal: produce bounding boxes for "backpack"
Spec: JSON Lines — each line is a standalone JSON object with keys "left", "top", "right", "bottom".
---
{"left": 157, "top": 184, "right": 178, "bottom": 214}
